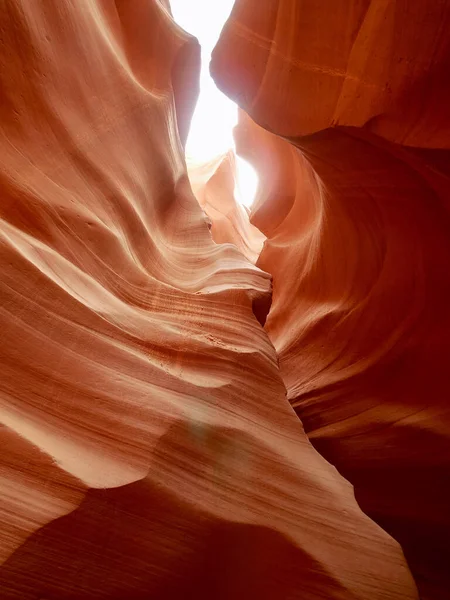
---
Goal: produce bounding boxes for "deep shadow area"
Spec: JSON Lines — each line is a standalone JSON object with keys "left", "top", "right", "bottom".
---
{"left": 0, "top": 422, "right": 347, "bottom": 600}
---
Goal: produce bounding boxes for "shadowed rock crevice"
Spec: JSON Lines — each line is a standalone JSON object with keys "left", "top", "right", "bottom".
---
{"left": 211, "top": 3, "right": 450, "bottom": 598}
{"left": 1, "top": 0, "right": 449, "bottom": 598}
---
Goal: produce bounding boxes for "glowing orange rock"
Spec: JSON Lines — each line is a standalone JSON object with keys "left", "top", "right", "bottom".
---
{"left": 213, "top": 2, "right": 450, "bottom": 598}
{"left": 212, "top": 0, "right": 450, "bottom": 147}
{"left": 188, "top": 151, "right": 265, "bottom": 264}
{"left": 0, "top": 1, "right": 418, "bottom": 598}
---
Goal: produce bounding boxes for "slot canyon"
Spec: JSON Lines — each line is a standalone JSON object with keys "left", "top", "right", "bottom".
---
{"left": 0, "top": 1, "right": 449, "bottom": 599}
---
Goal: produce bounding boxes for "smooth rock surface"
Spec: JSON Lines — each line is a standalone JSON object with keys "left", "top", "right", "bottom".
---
{"left": 212, "top": 0, "right": 450, "bottom": 146}
{"left": 188, "top": 151, "right": 265, "bottom": 264}
{"left": 212, "top": 2, "right": 450, "bottom": 598}
{"left": 0, "top": 1, "right": 418, "bottom": 599}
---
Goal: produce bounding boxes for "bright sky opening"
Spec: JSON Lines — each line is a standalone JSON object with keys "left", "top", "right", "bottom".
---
{"left": 170, "top": 0, "right": 258, "bottom": 208}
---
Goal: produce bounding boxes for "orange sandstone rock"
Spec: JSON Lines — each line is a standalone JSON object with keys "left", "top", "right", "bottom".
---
{"left": 212, "top": 0, "right": 450, "bottom": 147}
{"left": 188, "top": 150, "right": 265, "bottom": 264}
{"left": 213, "top": 2, "right": 450, "bottom": 598}
{"left": 0, "top": 1, "right": 418, "bottom": 599}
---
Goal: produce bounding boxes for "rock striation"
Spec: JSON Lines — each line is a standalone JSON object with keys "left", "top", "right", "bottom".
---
{"left": 0, "top": 1, "right": 419, "bottom": 599}
{"left": 188, "top": 151, "right": 265, "bottom": 264}
{"left": 212, "top": 1, "right": 450, "bottom": 598}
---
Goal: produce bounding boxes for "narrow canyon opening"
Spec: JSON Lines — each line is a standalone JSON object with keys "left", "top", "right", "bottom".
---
{"left": 170, "top": 0, "right": 259, "bottom": 208}
{"left": 1, "top": 1, "right": 449, "bottom": 599}
{"left": 169, "top": 0, "right": 267, "bottom": 266}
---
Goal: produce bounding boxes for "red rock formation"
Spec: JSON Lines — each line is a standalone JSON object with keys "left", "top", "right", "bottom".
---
{"left": 188, "top": 151, "right": 265, "bottom": 264}
{"left": 212, "top": 0, "right": 450, "bottom": 147}
{"left": 0, "top": 1, "right": 418, "bottom": 599}
{"left": 212, "top": 2, "right": 450, "bottom": 598}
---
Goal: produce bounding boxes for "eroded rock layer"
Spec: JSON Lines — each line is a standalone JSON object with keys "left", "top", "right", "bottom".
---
{"left": 0, "top": 1, "right": 418, "bottom": 599}
{"left": 211, "top": 0, "right": 450, "bottom": 147}
{"left": 188, "top": 151, "right": 265, "bottom": 264}
{"left": 212, "top": 2, "right": 450, "bottom": 598}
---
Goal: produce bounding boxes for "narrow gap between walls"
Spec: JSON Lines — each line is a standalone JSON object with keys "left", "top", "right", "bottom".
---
{"left": 169, "top": 0, "right": 259, "bottom": 209}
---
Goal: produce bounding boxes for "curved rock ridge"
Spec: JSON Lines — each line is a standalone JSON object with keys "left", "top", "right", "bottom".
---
{"left": 0, "top": 1, "right": 418, "bottom": 598}
{"left": 211, "top": 0, "right": 450, "bottom": 147}
{"left": 234, "top": 109, "right": 321, "bottom": 239}
{"left": 212, "top": 2, "right": 450, "bottom": 598}
{"left": 188, "top": 150, "right": 265, "bottom": 264}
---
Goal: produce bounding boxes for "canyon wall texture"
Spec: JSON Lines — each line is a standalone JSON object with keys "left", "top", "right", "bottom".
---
{"left": 212, "top": 1, "right": 450, "bottom": 599}
{"left": 0, "top": 1, "right": 420, "bottom": 599}
{"left": 188, "top": 152, "right": 265, "bottom": 264}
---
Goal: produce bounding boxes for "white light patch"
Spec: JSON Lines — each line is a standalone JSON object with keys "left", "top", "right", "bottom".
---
{"left": 170, "top": 0, "right": 258, "bottom": 207}
{"left": 235, "top": 157, "right": 259, "bottom": 208}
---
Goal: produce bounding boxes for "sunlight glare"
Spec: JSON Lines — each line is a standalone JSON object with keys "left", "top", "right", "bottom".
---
{"left": 235, "top": 157, "right": 259, "bottom": 208}
{"left": 170, "top": 0, "right": 258, "bottom": 207}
